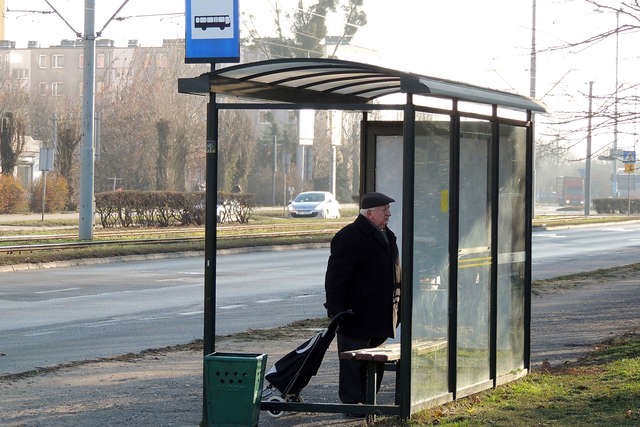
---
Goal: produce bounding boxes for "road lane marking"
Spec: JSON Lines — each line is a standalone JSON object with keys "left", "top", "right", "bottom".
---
{"left": 218, "top": 304, "right": 247, "bottom": 310}
{"left": 22, "top": 330, "right": 57, "bottom": 337}
{"left": 33, "top": 288, "right": 81, "bottom": 294}
{"left": 178, "top": 311, "right": 203, "bottom": 316}
{"left": 256, "top": 298, "right": 283, "bottom": 304}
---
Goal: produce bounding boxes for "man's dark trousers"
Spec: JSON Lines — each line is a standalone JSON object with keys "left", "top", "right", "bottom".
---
{"left": 337, "top": 333, "right": 386, "bottom": 403}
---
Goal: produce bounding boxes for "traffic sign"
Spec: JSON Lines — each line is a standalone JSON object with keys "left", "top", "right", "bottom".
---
{"left": 622, "top": 150, "right": 636, "bottom": 163}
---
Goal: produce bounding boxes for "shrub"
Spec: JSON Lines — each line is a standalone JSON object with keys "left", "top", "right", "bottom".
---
{"left": 0, "top": 174, "right": 27, "bottom": 213}
{"left": 593, "top": 198, "right": 640, "bottom": 215}
{"left": 218, "top": 191, "right": 255, "bottom": 224}
{"left": 96, "top": 191, "right": 205, "bottom": 228}
{"left": 31, "top": 173, "right": 69, "bottom": 213}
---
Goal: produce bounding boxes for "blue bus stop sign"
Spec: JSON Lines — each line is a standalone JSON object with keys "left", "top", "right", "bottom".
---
{"left": 185, "top": 0, "right": 240, "bottom": 63}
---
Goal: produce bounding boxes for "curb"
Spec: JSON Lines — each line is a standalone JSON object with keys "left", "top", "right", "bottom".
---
{"left": 0, "top": 243, "right": 330, "bottom": 273}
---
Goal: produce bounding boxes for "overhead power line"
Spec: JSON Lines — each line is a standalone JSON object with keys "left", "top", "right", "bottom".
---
{"left": 6, "top": 8, "right": 53, "bottom": 14}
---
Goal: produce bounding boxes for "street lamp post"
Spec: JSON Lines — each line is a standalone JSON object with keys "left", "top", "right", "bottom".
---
{"left": 272, "top": 134, "right": 277, "bottom": 206}
{"left": 613, "top": 9, "right": 620, "bottom": 197}
{"left": 585, "top": 81, "right": 593, "bottom": 216}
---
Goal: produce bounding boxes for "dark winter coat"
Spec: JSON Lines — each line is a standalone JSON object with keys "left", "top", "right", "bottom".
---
{"left": 324, "top": 214, "right": 401, "bottom": 339}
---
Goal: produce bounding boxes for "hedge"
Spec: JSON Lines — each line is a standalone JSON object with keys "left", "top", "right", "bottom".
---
{"left": 95, "top": 191, "right": 255, "bottom": 228}
{"left": 593, "top": 198, "right": 640, "bottom": 214}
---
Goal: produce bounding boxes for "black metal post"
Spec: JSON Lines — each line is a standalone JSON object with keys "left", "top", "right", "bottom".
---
{"left": 202, "top": 62, "right": 218, "bottom": 425}
{"left": 448, "top": 101, "right": 460, "bottom": 398}
{"left": 399, "top": 94, "right": 415, "bottom": 418}
{"left": 489, "top": 105, "right": 500, "bottom": 386}
{"left": 524, "top": 110, "right": 534, "bottom": 370}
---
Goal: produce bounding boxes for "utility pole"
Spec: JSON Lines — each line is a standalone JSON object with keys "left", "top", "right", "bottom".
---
{"left": 272, "top": 135, "right": 277, "bottom": 206}
{"left": 41, "top": 1, "right": 130, "bottom": 240}
{"left": 585, "top": 81, "right": 593, "bottom": 216}
{"left": 78, "top": 0, "right": 96, "bottom": 240}
{"left": 530, "top": 0, "right": 537, "bottom": 214}
{"left": 530, "top": 0, "right": 536, "bottom": 99}
{"left": 613, "top": 9, "right": 620, "bottom": 197}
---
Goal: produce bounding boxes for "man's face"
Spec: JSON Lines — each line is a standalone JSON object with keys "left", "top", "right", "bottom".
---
{"left": 367, "top": 204, "right": 391, "bottom": 229}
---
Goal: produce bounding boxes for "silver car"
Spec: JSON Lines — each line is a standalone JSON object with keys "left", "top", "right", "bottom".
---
{"left": 287, "top": 191, "right": 341, "bottom": 219}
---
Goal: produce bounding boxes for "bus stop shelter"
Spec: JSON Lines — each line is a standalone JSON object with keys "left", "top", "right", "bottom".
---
{"left": 178, "top": 57, "right": 546, "bottom": 419}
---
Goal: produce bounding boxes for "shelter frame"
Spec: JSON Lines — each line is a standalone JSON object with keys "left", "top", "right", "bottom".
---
{"left": 178, "top": 58, "right": 545, "bottom": 420}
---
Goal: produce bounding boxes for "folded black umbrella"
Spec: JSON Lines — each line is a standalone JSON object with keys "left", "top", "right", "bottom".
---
{"left": 265, "top": 310, "right": 351, "bottom": 397}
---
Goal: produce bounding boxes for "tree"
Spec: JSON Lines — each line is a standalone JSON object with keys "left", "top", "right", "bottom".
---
{"left": 244, "top": 1, "right": 368, "bottom": 198}
{"left": 156, "top": 119, "right": 170, "bottom": 190}
{"left": 218, "top": 110, "right": 257, "bottom": 192}
{"left": 540, "top": 1, "right": 640, "bottom": 149}
{"left": 55, "top": 113, "right": 82, "bottom": 208}
{"left": 0, "top": 112, "right": 26, "bottom": 176}
{"left": 328, "top": 0, "right": 367, "bottom": 58}
{"left": 94, "top": 43, "right": 207, "bottom": 193}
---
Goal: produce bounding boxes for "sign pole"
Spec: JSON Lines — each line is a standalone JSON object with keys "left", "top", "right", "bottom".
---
{"left": 41, "top": 171, "right": 47, "bottom": 222}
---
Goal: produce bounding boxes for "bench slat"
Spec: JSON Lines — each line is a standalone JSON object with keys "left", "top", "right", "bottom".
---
{"left": 339, "top": 339, "right": 447, "bottom": 362}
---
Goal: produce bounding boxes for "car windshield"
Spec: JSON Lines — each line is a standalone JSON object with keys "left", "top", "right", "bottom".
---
{"left": 295, "top": 193, "right": 324, "bottom": 202}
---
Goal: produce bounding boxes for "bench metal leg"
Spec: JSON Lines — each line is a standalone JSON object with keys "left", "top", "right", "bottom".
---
{"left": 365, "top": 362, "right": 378, "bottom": 422}
{"left": 364, "top": 362, "right": 377, "bottom": 405}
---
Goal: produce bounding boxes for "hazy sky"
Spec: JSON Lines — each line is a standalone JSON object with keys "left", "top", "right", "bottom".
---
{"left": 4, "top": 0, "right": 639, "bottom": 154}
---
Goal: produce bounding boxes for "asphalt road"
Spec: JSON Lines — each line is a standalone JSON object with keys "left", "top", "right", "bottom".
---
{"left": 2, "top": 221, "right": 640, "bottom": 375}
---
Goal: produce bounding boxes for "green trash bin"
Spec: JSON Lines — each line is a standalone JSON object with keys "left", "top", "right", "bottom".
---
{"left": 204, "top": 352, "right": 267, "bottom": 427}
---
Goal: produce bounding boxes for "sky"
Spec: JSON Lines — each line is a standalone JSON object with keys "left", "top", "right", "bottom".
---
{"left": 4, "top": 0, "right": 640, "bottom": 157}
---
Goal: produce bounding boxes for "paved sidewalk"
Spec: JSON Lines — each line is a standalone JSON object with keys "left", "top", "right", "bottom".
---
{"left": 1, "top": 276, "right": 639, "bottom": 426}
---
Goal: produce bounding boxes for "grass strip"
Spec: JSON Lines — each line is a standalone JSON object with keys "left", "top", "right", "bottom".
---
{"left": 380, "top": 332, "right": 640, "bottom": 426}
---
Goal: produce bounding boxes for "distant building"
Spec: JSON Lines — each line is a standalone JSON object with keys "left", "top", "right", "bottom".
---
{"left": 15, "top": 136, "right": 43, "bottom": 190}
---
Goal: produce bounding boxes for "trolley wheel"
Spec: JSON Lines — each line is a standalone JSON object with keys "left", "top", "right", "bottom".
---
{"left": 267, "top": 395, "right": 285, "bottom": 418}
{"left": 286, "top": 394, "right": 303, "bottom": 403}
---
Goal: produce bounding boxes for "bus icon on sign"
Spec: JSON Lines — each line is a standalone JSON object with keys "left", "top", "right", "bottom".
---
{"left": 195, "top": 15, "right": 231, "bottom": 30}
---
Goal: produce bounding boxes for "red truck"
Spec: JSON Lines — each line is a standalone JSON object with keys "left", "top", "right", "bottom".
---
{"left": 556, "top": 176, "right": 584, "bottom": 206}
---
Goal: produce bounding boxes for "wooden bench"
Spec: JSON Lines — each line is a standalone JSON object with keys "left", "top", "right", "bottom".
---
{"left": 339, "top": 339, "right": 448, "bottom": 406}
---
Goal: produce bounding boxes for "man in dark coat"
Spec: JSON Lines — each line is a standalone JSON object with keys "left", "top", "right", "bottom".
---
{"left": 324, "top": 191, "right": 401, "bottom": 405}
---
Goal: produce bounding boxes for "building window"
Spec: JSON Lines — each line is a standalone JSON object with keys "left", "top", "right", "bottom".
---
{"left": 52, "top": 54, "right": 64, "bottom": 68}
{"left": 39, "top": 82, "right": 49, "bottom": 96}
{"left": 288, "top": 110, "right": 297, "bottom": 122}
{"left": 51, "top": 82, "right": 64, "bottom": 96}
{"left": 16, "top": 164, "right": 33, "bottom": 190}
{"left": 155, "top": 53, "right": 168, "bottom": 68}
{"left": 38, "top": 55, "right": 48, "bottom": 68}
{"left": 96, "top": 53, "right": 105, "bottom": 68}
{"left": 258, "top": 110, "right": 272, "bottom": 124}
{"left": 96, "top": 81, "right": 105, "bottom": 93}
{"left": 12, "top": 69, "right": 29, "bottom": 80}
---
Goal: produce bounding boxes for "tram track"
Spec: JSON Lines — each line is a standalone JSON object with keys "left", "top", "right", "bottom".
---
{"left": 0, "top": 221, "right": 348, "bottom": 256}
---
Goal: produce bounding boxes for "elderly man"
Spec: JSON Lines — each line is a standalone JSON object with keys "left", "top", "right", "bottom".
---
{"left": 324, "top": 191, "right": 401, "bottom": 405}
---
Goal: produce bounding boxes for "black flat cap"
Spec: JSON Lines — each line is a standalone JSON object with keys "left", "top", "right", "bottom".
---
{"left": 361, "top": 192, "right": 395, "bottom": 209}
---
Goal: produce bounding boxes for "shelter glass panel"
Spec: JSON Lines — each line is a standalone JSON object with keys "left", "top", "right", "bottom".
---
{"left": 456, "top": 120, "right": 492, "bottom": 390}
{"left": 410, "top": 114, "right": 450, "bottom": 405}
{"left": 497, "top": 124, "right": 527, "bottom": 375}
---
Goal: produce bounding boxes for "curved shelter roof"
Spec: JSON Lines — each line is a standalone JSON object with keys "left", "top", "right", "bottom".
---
{"left": 178, "top": 58, "right": 546, "bottom": 112}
